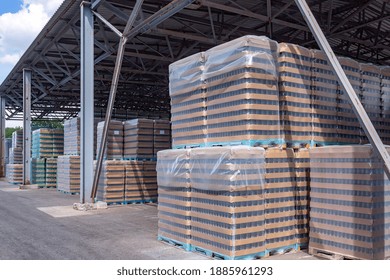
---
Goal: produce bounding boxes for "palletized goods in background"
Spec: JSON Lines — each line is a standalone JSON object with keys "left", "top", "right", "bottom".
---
{"left": 279, "top": 43, "right": 312, "bottom": 147}
{"left": 157, "top": 149, "right": 191, "bottom": 249}
{"left": 11, "top": 130, "right": 23, "bottom": 148}
{"left": 204, "top": 36, "right": 280, "bottom": 147}
{"left": 360, "top": 64, "right": 382, "bottom": 144}
{"left": 312, "top": 50, "right": 338, "bottom": 145}
{"left": 125, "top": 160, "right": 158, "bottom": 203}
{"left": 123, "top": 119, "right": 154, "bottom": 159}
{"left": 96, "top": 120, "right": 124, "bottom": 160}
{"left": 169, "top": 52, "right": 206, "bottom": 148}
{"left": 338, "top": 57, "right": 361, "bottom": 144}
{"left": 96, "top": 160, "right": 126, "bottom": 204}
{"left": 31, "top": 158, "right": 46, "bottom": 187}
{"left": 56, "top": 155, "right": 80, "bottom": 194}
{"left": 8, "top": 147, "right": 22, "bottom": 164}
{"left": 309, "top": 145, "right": 390, "bottom": 260}
{"left": 381, "top": 67, "right": 390, "bottom": 145}
{"left": 45, "top": 158, "right": 57, "bottom": 188}
{"left": 32, "top": 128, "right": 64, "bottom": 158}
{"left": 153, "top": 120, "right": 171, "bottom": 157}
{"left": 64, "top": 117, "right": 103, "bottom": 156}
{"left": 6, "top": 164, "right": 23, "bottom": 184}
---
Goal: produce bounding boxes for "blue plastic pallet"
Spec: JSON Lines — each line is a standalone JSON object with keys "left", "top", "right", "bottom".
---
{"left": 157, "top": 235, "right": 192, "bottom": 252}
{"left": 266, "top": 243, "right": 300, "bottom": 256}
{"left": 123, "top": 199, "right": 157, "bottom": 205}
{"left": 57, "top": 189, "right": 80, "bottom": 195}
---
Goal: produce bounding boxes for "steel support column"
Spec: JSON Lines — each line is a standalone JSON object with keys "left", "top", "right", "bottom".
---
{"left": 0, "top": 97, "right": 5, "bottom": 177}
{"left": 80, "top": 1, "right": 95, "bottom": 203}
{"left": 295, "top": 0, "right": 390, "bottom": 178}
{"left": 23, "top": 69, "right": 32, "bottom": 185}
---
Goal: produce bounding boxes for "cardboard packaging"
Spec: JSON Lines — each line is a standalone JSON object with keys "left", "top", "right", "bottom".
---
{"left": 45, "top": 158, "right": 57, "bottom": 188}
{"left": 309, "top": 145, "right": 390, "bottom": 259}
{"left": 381, "top": 67, "right": 390, "bottom": 145}
{"left": 96, "top": 160, "right": 126, "bottom": 203}
{"left": 96, "top": 120, "right": 124, "bottom": 160}
{"left": 31, "top": 158, "right": 46, "bottom": 187}
{"left": 6, "top": 164, "right": 23, "bottom": 184}
{"left": 123, "top": 119, "right": 154, "bottom": 159}
{"left": 153, "top": 120, "right": 171, "bottom": 157}
{"left": 57, "top": 155, "right": 80, "bottom": 193}
{"left": 125, "top": 160, "right": 158, "bottom": 202}
{"left": 32, "top": 128, "right": 64, "bottom": 159}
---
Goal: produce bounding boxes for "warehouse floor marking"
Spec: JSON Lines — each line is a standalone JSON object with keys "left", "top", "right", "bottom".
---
{"left": 37, "top": 205, "right": 98, "bottom": 218}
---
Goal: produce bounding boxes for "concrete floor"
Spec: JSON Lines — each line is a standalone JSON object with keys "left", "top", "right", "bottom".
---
{"left": 0, "top": 180, "right": 318, "bottom": 260}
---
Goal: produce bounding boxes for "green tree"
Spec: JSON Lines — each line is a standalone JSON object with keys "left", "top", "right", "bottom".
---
{"left": 5, "top": 127, "right": 22, "bottom": 138}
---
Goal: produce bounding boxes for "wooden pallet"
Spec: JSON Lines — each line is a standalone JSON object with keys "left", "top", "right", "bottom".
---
{"left": 309, "top": 247, "right": 361, "bottom": 260}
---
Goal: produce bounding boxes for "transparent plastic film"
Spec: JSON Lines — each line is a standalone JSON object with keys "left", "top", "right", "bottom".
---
{"left": 156, "top": 149, "right": 190, "bottom": 188}
{"left": 204, "top": 35, "right": 281, "bottom": 146}
{"left": 381, "top": 67, "right": 390, "bottom": 145}
{"left": 189, "top": 146, "right": 266, "bottom": 191}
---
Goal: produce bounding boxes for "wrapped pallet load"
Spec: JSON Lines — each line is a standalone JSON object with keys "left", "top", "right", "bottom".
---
{"left": 6, "top": 164, "right": 23, "bottom": 184}
{"left": 45, "top": 158, "right": 57, "bottom": 188}
{"left": 204, "top": 36, "right": 280, "bottom": 147}
{"left": 170, "top": 52, "right": 206, "bottom": 148}
{"left": 31, "top": 158, "right": 46, "bottom": 187}
{"left": 309, "top": 145, "right": 390, "bottom": 259}
{"left": 381, "top": 67, "right": 390, "bottom": 145}
{"left": 123, "top": 119, "right": 154, "bottom": 159}
{"left": 56, "top": 155, "right": 80, "bottom": 194}
{"left": 360, "top": 64, "right": 382, "bottom": 144}
{"left": 11, "top": 130, "right": 23, "bottom": 148}
{"left": 312, "top": 50, "right": 338, "bottom": 146}
{"left": 153, "top": 120, "right": 171, "bottom": 157}
{"left": 157, "top": 149, "right": 191, "bottom": 249}
{"left": 278, "top": 43, "right": 312, "bottom": 147}
{"left": 189, "top": 146, "right": 266, "bottom": 259}
{"left": 96, "top": 120, "right": 124, "bottom": 160}
{"left": 96, "top": 160, "right": 126, "bottom": 204}
{"left": 338, "top": 57, "right": 361, "bottom": 144}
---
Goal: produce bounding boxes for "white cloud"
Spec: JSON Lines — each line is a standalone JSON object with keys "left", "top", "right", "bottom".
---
{"left": 0, "top": 0, "right": 63, "bottom": 83}
{"left": 0, "top": 53, "right": 21, "bottom": 64}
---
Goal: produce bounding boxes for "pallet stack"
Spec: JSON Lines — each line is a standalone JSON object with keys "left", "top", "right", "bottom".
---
{"left": 309, "top": 145, "right": 390, "bottom": 260}
{"left": 125, "top": 161, "right": 158, "bottom": 203}
{"left": 279, "top": 43, "right": 312, "bottom": 147}
{"left": 338, "top": 57, "right": 361, "bottom": 144}
{"left": 312, "top": 50, "right": 338, "bottom": 146}
{"left": 123, "top": 119, "right": 154, "bottom": 159}
{"left": 361, "top": 64, "right": 382, "bottom": 144}
{"left": 96, "top": 160, "right": 126, "bottom": 204}
{"left": 264, "top": 148, "right": 298, "bottom": 252}
{"left": 31, "top": 158, "right": 46, "bottom": 187}
{"left": 32, "top": 128, "right": 64, "bottom": 158}
{"left": 45, "top": 158, "right": 57, "bottom": 188}
{"left": 170, "top": 52, "right": 206, "bottom": 148}
{"left": 96, "top": 120, "right": 124, "bottom": 159}
{"left": 56, "top": 156, "right": 80, "bottom": 194}
{"left": 12, "top": 130, "right": 23, "bottom": 149}
{"left": 189, "top": 147, "right": 267, "bottom": 259}
{"left": 6, "top": 164, "right": 23, "bottom": 184}
{"left": 381, "top": 67, "right": 390, "bottom": 145}
{"left": 153, "top": 120, "right": 171, "bottom": 157}
{"left": 294, "top": 148, "right": 310, "bottom": 245}
{"left": 64, "top": 117, "right": 80, "bottom": 155}
{"left": 157, "top": 149, "right": 191, "bottom": 249}
{"left": 9, "top": 147, "right": 23, "bottom": 164}
{"left": 204, "top": 36, "right": 280, "bottom": 147}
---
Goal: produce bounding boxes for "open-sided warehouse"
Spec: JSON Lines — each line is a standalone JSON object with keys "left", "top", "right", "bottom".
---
{"left": 1, "top": 0, "right": 390, "bottom": 260}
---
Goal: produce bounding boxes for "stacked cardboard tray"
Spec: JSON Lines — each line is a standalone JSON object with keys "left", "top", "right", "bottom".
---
{"left": 96, "top": 120, "right": 124, "bottom": 159}
{"left": 32, "top": 128, "right": 64, "bottom": 158}
{"left": 57, "top": 156, "right": 80, "bottom": 194}
{"left": 153, "top": 120, "right": 171, "bottom": 157}
{"left": 45, "top": 158, "right": 57, "bottom": 188}
{"left": 381, "top": 67, "right": 390, "bottom": 145}
{"left": 265, "top": 148, "right": 298, "bottom": 251}
{"left": 279, "top": 43, "right": 312, "bottom": 147}
{"left": 169, "top": 52, "right": 206, "bottom": 148}
{"left": 31, "top": 158, "right": 46, "bottom": 187}
{"left": 309, "top": 145, "right": 390, "bottom": 259}
{"left": 360, "top": 64, "right": 382, "bottom": 144}
{"left": 338, "top": 57, "right": 361, "bottom": 144}
{"left": 96, "top": 160, "right": 126, "bottom": 204}
{"left": 9, "top": 147, "right": 22, "bottom": 164}
{"left": 6, "top": 164, "right": 23, "bottom": 184}
{"left": 312, "top": 50, "right": 338, "bottom": 145}
{"left": 294, "top": 148, "right": 310, "bottom": 246}
{"left": 204, "top": 35, "right": 280, "bottom": 147}
{"left": 123, "top": 119, "right": 154, "bottom": 159}
{"left": 157, "top": 149, "right": 191, "bottom": 248}
{"left": 125, "top": 160, "right": 158, "bottom": 202}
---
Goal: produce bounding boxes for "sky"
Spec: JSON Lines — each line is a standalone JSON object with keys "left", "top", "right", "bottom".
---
{"left": 0, "top": 0, "right": 64, "bottom": 127}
